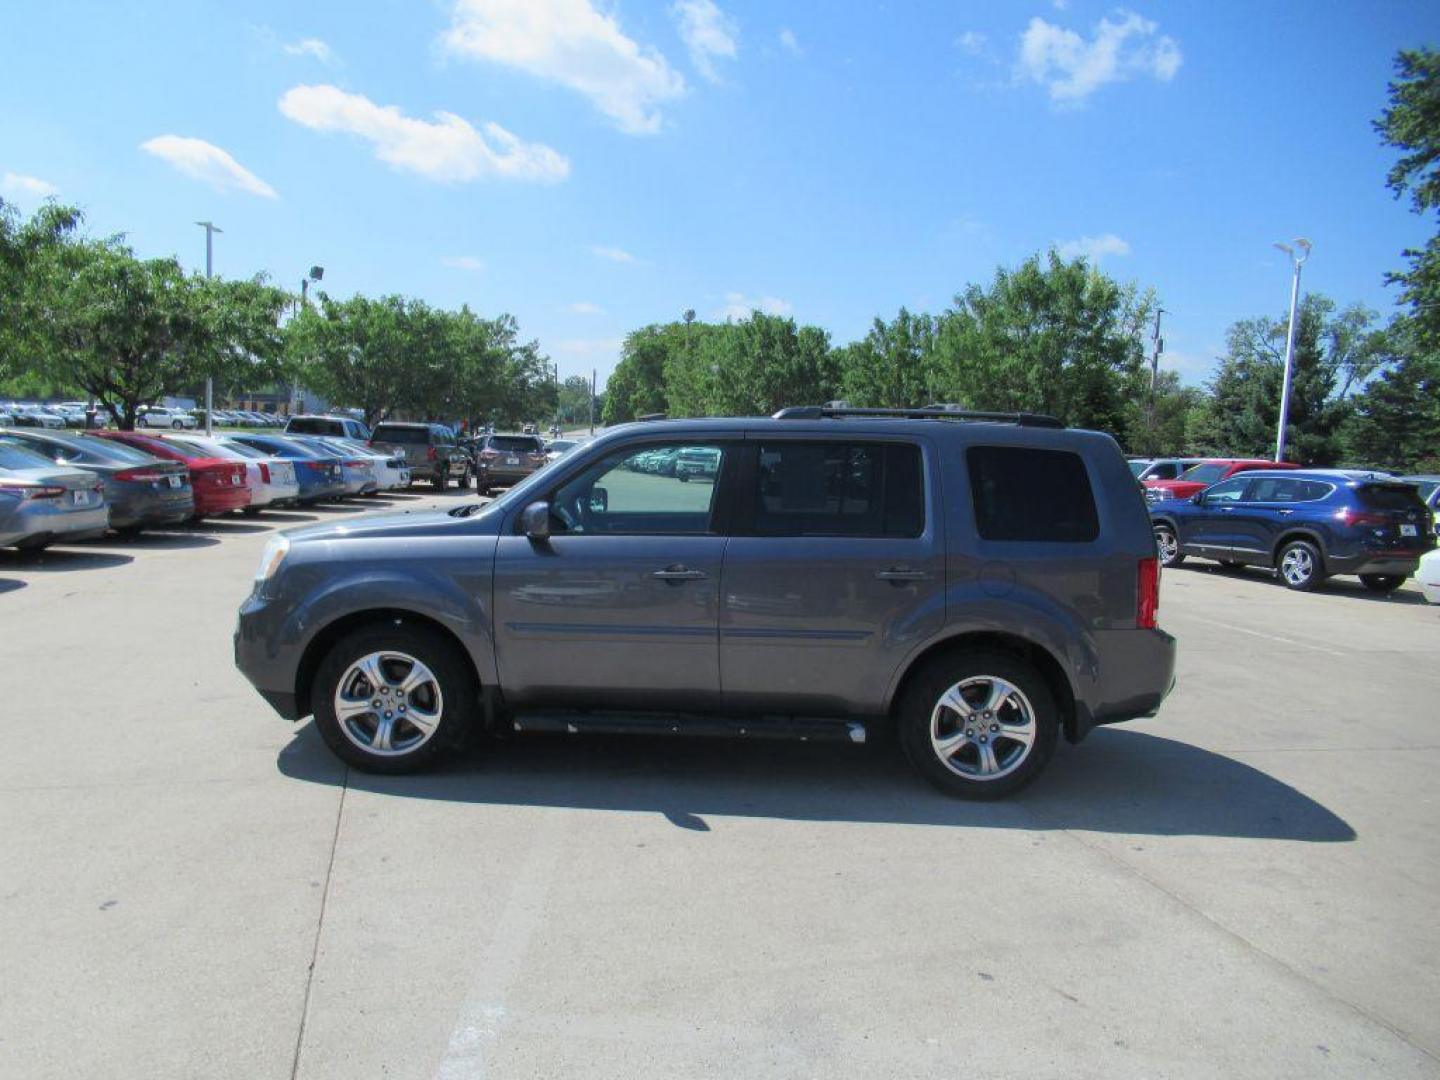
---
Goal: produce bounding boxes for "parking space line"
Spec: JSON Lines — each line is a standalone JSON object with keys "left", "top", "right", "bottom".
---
{"left": 1171, "top": 612, "right": 1346, "bottom": 656}
{"left": 290, "top": 769, "right": 349, "bottom": 1080}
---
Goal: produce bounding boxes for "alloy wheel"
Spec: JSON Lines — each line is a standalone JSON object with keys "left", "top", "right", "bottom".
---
{"left": 332, "top": 650, "right": 444, "bottom": 757}
{"left": 929, "top": 676, "right": 1037, "bottom": 781}
{"left": 1280, "top": 546, "right": 1314, "bottom": 587}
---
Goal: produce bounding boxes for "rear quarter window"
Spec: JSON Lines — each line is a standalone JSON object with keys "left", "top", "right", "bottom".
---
{"left": 966, "top": 445, "right": 1098, "bottom": 543}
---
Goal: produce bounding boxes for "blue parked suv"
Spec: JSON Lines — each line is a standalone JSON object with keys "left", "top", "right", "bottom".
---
{"left": 1149, "top": 469, "right": 1436, "bottom": 592}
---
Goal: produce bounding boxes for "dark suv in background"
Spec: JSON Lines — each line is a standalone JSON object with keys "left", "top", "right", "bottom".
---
{"left": 472, "top": 433, "right": 547, "bottom": 493}
{"left": 236, "top": 407, "right": 1176, "bottom": 798}
{"left": 1150, "top": 469, "right": 1436, "bottom": 591}
{"left": 369, "top": 422, "right": 471, "bottom": 489}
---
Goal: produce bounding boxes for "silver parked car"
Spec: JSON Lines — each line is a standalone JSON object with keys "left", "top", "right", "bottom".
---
{"left": 0, "top": 441, "right": 109, "bottom": 549}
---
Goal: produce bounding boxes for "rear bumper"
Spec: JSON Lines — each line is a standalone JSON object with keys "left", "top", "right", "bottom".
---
{"left": 1074, "top": 626, "right": 1178, "bottom": 740}
{"left": 194, "top": 487, "right": 251, "bottom": 516}
{"left": 1326, "top": 551, "right": 1425, "bottom": 576}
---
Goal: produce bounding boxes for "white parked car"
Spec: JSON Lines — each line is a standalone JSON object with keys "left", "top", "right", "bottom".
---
{"left": 168, "top": 434, "right": 300, "bottom": 510}
{"left": 16, "top": 405, "right": 65, "bottom": 429}
{"left": 1418, "top": 548, "right": 1440, "bottom": 605}
{"left": 319, "top": 437, "right": 411, "bottom": 491}
{"left": 136, "top": 406, "right": 197, "bottom": 430}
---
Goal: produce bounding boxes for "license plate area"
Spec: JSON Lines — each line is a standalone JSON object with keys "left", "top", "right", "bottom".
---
{"left": 1400, "top": 524, "right": 1418, "bottom": 537}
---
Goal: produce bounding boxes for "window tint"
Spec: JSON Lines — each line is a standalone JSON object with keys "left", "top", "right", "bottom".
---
{"left": 1247, "top": 477, "right": 1297, "bottom": 502}
{"left": 1359, "top": 484, "right": 1426, "bottom": 511}
{"left": 372, "top": 425, "right": 429, "bottom": 444}
{"left": 286, "top": 418, "right": 339, "bottom": 435}
{"left": 751, "top": 442, "right": 923, "bottom": 537}
{"left": 490, "top": 435, "right": 542, "bottom": 451}
{"left": 967, "top": 446, "right": 1097, "bottom": 543}
{"left": 0, "top": 441, "right": 55, "bottom": 469}
{"left": 549, "top": 443, "right": 726, "bottom": 535}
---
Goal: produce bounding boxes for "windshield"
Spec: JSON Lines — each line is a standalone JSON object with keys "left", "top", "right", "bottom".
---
{"left": 1178, "top": 463, "right": 1227, "bottom": 484}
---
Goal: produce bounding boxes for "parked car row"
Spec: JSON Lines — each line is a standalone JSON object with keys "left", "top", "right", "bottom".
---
{"left": 1147, "top": 466, "right": 1438, "bottom": 595}
{"left": 0, "top": 427, "right": 411, "bottom": 550}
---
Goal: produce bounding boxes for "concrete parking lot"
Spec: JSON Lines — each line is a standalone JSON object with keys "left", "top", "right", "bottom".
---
{"left": 2, "top": 494, "right": 1438, "bottom": 1079}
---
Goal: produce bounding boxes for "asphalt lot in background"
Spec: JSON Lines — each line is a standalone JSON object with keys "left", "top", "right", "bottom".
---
{"left": 2, "top": 492, "right": 1438, "bottom": 1080}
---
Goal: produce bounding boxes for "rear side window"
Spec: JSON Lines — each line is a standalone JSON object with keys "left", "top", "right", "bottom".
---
{"left": 967, "top": 446, "right": 1098, "bottom": 543}
{"left": 752, "top": 441, "right": 923, "bottom": 537}
{"left": 287, "top": 418, "right": 337, "bottom": 435}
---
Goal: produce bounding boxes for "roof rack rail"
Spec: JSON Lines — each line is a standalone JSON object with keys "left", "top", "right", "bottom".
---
{"left": 771, "top": 405, "right": 1064, "bottom": 429}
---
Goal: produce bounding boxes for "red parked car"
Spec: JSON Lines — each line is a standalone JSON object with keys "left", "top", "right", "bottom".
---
{"left": 1143, "top": 458, "right": 1301, "bottom": 505}
{"left": 95, "top": 431, "right": 251, "bottom": 518}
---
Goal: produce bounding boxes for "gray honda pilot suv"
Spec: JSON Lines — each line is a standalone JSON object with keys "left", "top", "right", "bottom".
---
{"left": 236, "top": 407, "right": 1176, "bottom": 798}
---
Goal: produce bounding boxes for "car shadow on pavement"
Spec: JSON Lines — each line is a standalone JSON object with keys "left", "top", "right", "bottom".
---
{"left": 87, "top": 530, "right": 221, "bottom": 550}
{"left": 1181, "top": 563, "right": 1429, "bottom": 604}
{"left": 247, "top": 511, "right": 319, "bottom": 523}
{"left": 0, "top": 578, "right": 25, "bottom": 595}
{"left": 0, "top": 549, "right": 134, "bottom": 572}
{"left": 276, "top": 724, "right": 1355, "bottom": 842}
{"left": 185, "top": 519, "right": 273, "bottom": 535}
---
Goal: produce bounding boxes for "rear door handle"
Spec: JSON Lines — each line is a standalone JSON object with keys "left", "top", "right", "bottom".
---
{"left": 875, "top": 567, "right": 930, "bottom": 582}
{"left": 652, "top": 566, "right": 708, "bottom": 581}
{"left": 1277, "top": 509, "right": 1294, "bottom": 516}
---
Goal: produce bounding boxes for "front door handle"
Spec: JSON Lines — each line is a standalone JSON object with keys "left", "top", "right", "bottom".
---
{"left": 1277, "top": 509, "right": 1294, "bottom": 516}
{"left": 652, "top": 565, "right": 708, "bottom": 581}
{"left": 1219, "top": 507, "right": 1234, "bottom": 512}
{"left": 875, "top": 567, "right": 930, "bottom": 582}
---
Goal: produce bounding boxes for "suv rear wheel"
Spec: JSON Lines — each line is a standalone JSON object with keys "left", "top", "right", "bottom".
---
{"left": 1277, "top": 539, "right": 1325, "bottom": 591}
{"left": 898, "top": 651, "right": 1058, "bottom": 800}
{"left": 1360, "top": 573, "right": 1406, "bottom": 594}
{"left": 432, "top": 467, "right": 447, "bottom": 491}
{"left": 311, "top": 623, "right": 475, "bottom": 773}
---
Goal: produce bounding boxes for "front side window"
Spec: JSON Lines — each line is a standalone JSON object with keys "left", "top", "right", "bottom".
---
{"left": 1179, "top": 463, "right": 1226, "bottom": 485}
{"left": 547, "top": 442, "right": 727, "bottom": 535}
{"left": 1202, "top": 477, "right": 1250, "bottom": 502}
{"left": 751, "top": 441, "right": 923, "bottom": 537}
{"left": 967, "top": 446, "right": 1097, "bottom": 543}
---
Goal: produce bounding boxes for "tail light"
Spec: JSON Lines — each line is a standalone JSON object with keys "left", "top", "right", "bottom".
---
{"left": 0, "top": 484, "right": 65, "bottom": 500}
{"left": 1335, "top": 508, "right": 1388, "bottom": 527}
{"left": 259, "top": 463, "right": 271, "bottom": 483}
{"left": 1137, "top": 557, "right": 1160, "bottom": 629}
{"left": 114, "top": 468, "right": 174, "bottom": 482}
{"left": 344, "top": 459, "right": 366, "bottom": 468}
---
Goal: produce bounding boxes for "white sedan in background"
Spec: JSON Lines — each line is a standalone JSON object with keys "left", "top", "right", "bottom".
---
{"left": 164, "top": 434, "right": 300, "bottom": 511}
{"left": 1418, "top": 549, "right": 1440, "bottom": 605}
{"left": 319, "top": 437, "right": 411, "bottom": 491}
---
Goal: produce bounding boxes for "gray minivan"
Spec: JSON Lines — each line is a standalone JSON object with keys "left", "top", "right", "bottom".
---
{"left": 236, "top": 407, "right": 1176, "bottom": 798}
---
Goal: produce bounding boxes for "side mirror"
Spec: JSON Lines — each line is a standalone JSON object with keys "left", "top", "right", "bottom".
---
{"left": 520, "top": 501, "right": 550, "bottom": 540}
{"left": 1190, "top": 493, "right": 1204, "bottom": 505}
{"left": 589, "top": 486, "right": 608, "bottom": 513}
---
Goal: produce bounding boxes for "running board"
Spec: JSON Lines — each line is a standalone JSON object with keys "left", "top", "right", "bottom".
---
{"left": 511, "top": 711, "right": 867, "bottom": 744}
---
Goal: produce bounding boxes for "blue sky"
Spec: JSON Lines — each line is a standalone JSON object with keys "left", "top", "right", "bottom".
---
{"left": 2, "top": 1, "right": 1436, "bottom": 389}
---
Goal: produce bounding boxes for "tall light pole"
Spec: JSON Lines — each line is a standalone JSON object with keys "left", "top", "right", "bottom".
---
{"left": 1145, "top": 306, "right": 1167, "bottom": 450}
{"left": 195, "top": 221, "right": 223, "bottom": 435}
{"left": 293, "top": 266, "right": 324, "bottom": 415}
{"left": 1272, "top": 238, "right": 1312, "bottom": 463}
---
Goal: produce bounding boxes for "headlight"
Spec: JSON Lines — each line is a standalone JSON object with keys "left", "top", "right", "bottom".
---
{"left": 255, "top": 534, "right": 290, "bottom": 584}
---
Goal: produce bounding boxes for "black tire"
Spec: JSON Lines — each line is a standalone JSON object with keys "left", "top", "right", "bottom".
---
{"left": 311, "top": 622, "right": 476, "bottom": 773}
{"left": 1360, "top": 573, "right": 1407, "bottom": 594}
{"left": 1154, "top": 524, "right": 1185, "bottom": 567}
{"left": 432, "top": 469, "right": 447, "bottom": 491}
{"left": 172, "top": 420, "right": 183, "bottom": 429}
{"left": 1277, "top": 539, "right": 1325, "bottom": 591}
{"left": 678, "top": 474, "right": 689, "bottom": 483}
{"left": 115, "top": 524, "right": 145, "bottom": 538}
{"left": 136, "top": 418, "right": 149, "bottom": 429}
{"left": 241, "top": 506, "right": 263, "bottom": 516}
{"left": 897, "top": 650, "right": 1058, "bottom": 800}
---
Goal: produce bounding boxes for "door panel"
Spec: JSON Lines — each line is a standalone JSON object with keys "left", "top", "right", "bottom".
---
{"left": 719, "top": 439, "right": 943, "bottom": 715}
{"left": 1181, "top": 477, "right": 1251, "bottom": 557}
{"left": 493, "top": 534, "right": 724, "bottom": 708}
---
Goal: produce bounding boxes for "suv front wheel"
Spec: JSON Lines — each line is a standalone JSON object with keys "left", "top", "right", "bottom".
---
{"left": 898, "top": 651, "right": 1058, "bottom": 799}
{"left": 1154, "top": 524, "right": 1184, "bottom": 567}
{"left": 311, "top": 623, "right": 475, "bottom": 772}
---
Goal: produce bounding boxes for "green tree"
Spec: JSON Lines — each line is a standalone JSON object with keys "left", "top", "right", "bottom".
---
{"left": 1, "top": 199, "right": 83, "bottom": 381}
{"left": 556, "top": 374, "right": 595, "bottom": 426}
{"left": 931, "top": 252, "right": 1152, "bottom": 438}
{"left": 1376, "top": 48, "right": 1440, "bottom": 349}
{"left": 288, "top": 294, "right": 419, "bottom": 428}
{"left": 602, "top": 326, "right": 672, "bottom": 424}
{"left": 705, "top": 311, "right": 837, "bottom": 415}
{"left": 838, "top": 308, "right": 937, "bottom": 408}
{"left": 1201, "top": 295, "right": 1375, "bottom": 465}
{"left": 1343, "top": 325, "right": 1440, "bottom": 470}
{"left": 19, "top": 226, "right": 288, "bottom": 429}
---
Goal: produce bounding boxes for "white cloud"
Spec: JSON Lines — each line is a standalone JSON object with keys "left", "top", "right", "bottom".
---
{"left": 590, "top": 245, "right": 636, "bottom": 263}
{"left": 1052, "top": 0, "right": 1069, "bottom": 9}
{"left": 672, "top": 0, "right": 738, "bottom": 83}
{"left": 569, "top": 301, "right": 604, "bottom": 314}
{"left": 278, "top": 84, "right": 569, "bottom": 183}
{"left": 139, "top": 136, "right": 278, "bottom": 198}
{"left": 1018, "top": 10, "right": 1181, "bottom": 104}
{"left": 284, "top": 37, "right": 336, "bottom": 64}
{"left": 440, "top": 0, "right": 687, "bottom": 136}
{"left": 442, "top": 255, "right": 485, "bottom": 270}
{"left": 956, "top": 30, "right": 988, "bottom": 56}
{"left": 718, "top": 292, "right": 792, "bottom": 320}
{"left": 1, "top": 172, "right": 59, "bottom": 199}
{"left": 778, "top": 28, "right": 800, "bottom": 55}
{"left": 1055, "top": 232, "right": 1131, "bottom": 262}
